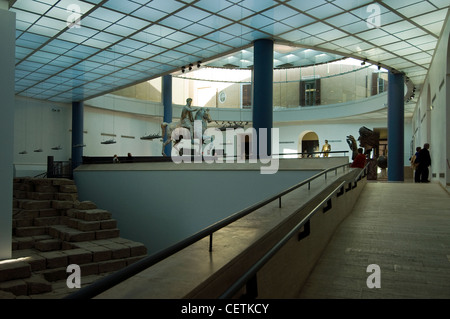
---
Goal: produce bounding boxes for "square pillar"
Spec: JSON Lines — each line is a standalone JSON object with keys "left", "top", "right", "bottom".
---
{"left": 387, "top": 71, "right": 405, "bottom": 181}
{"left": 0, "top": 5, "right": 15, "bottom": 260}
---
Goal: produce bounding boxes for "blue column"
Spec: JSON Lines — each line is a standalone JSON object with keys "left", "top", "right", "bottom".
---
{"left": 162, "top": 75, "right": 173, "bottom": 156}
{"left": 387, "top": 72, "right": 404, "bottom": 181}
{"left": 0, "top": 5, "right": 15, "bottom": 260}
{"left": 72, "top": 101, "right": 84, "bottom": 170}
{"left": 252, "top": 39, "right": 273, "bottom": 157}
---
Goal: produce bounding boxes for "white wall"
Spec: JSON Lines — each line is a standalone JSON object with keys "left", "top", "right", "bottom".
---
{"left": 14, "top": 97, "right": 72, "bottom": 176}
{"left": 412, "top": 14, "right": 450, "bottom": 187}
{"left": 83, "top": 105, "right": 163, "bottom": 158}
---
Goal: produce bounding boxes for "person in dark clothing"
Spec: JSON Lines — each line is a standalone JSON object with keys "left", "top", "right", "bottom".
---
{"left": 411, "top": 146, "right": 421, "bottom": 183}
{"left": 417, "top": 143, "right": 431, "bottom": 183}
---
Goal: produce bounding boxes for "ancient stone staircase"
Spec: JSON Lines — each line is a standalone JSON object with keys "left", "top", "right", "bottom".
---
{"left": 0, "top": 177, "right": 148, "bottom": 299}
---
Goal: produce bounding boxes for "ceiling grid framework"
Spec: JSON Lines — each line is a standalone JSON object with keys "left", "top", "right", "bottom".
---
{"left": 8, "top": 0, "right": 450, "bottom": 103}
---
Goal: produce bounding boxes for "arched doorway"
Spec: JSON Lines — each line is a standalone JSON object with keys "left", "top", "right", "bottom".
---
{"left": 298, "top": 131, "right": 319, "bottom": 158}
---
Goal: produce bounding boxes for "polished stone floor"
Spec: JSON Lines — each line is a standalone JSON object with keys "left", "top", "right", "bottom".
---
{"left": 298, "top": 181, "right": 450, "bottom": 299}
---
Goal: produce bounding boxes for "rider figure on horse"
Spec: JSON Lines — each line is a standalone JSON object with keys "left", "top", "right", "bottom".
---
{"left": 180, "top": 98, "right": 199, "bottom": 134}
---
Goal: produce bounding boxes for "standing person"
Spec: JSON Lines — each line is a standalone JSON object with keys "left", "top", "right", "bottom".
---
{"left": 411, "top": 146, "right": 421, "bottom": 183}
{"left": 350, "top": 148, "right": 366, "bottom": 168}
{"left": 113, "top": 154, "right": 120, "bottom": 163}
{"left": 127, "top": 152, "right": 134, "bottom": 163}
{"left": 417, "top": 143, "right": 431, "bottom": 183}
{"left": 321, "top": 140, "right": 331, "bottom": 157}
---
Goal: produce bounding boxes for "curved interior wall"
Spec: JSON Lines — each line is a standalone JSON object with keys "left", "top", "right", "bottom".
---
{"left": 13, "top": 90, "right": 415, "bottom": 177}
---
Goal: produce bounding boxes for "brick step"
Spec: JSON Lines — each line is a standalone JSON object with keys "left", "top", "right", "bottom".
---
{"left": 66, "top": 208, "right": 112, "bottom": 221}
{"left": 0, "top": 274, "right": 52, "bottom": 296}
{"left": 15, "top": 199, "right": 52, "bottom": 210}
{"left": 48, "top": 225, "right": 120, "bottom": 242}
{"left": 13, "top": 208, "right": 62, "bottom": 220}
{"left": 14, "top": 226, "right": 47, "bottom": 237}
{"left": 12, "top": 235, "right": 54, "bottom": 251}
{"left": 40, "top": 255, "right": 147, "bottom": 282}
{"left": 34, "top": 239, "right": 62, "bottom": 252}
{"left": 0, "top": 259, "right": 32, "bottom": 283}
{"left": 66, "top": 218, "right": 117, "bottom": 232}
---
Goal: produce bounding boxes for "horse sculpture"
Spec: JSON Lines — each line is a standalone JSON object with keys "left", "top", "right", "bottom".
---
{"left": 161, "top": 108, "right": 212, "bottom": 157}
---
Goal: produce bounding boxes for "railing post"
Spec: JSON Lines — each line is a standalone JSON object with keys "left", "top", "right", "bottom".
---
{"left": 209, "top": 234, "right": 213, "bottom": 252}
{"left": 242, "top": 274, "right": 258, "bottom": 299}
{"left": 278, "top": 197, "right": 281, "bottom": 208}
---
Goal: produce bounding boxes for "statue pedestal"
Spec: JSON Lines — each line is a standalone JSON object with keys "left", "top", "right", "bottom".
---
{"left": 367, "top": 159, "right": 378, "bottom": 180}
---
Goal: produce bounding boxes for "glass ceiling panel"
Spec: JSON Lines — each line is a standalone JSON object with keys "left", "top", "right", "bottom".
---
{"left": 10, "top": 0, "right": 449, "bottom": 103}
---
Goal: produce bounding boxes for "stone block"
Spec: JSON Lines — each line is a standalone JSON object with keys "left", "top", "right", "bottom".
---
{"left": 65, "top": 218, "right": 79, "bottom": 229}
{"left": 39, "top": 208, "right": 59, "bottom": 217}
{"left": 78, "top": 209, "right": 112, "bottom": 221}
{"left": 13, "top": 190, "right": 28, "bottom": 199}
{"left": 33, "top": 217, "right": 61, "bottom": 227}
{"left": 15, "top": 226, "right": 46, "bottom": 237}
{"left": 40, "top": 251, "right": 68, "bottom": 269}
{"left": 95, "top": 229, "right": 120, "bottom": 240}
{"left": 56, "top": 193, "right": 78, "bottom": 201}
{"left": 63, "top": 248, "right": 93, "bottom": 265}
{"left": 59, "top": 185, "right": 78, "bottom": 193}
{"left": 14, "top": 209, "right": 40, "bottom": 219}
{"left": 0, "top": 290, "right": 16, "bottom": 299}
{"left": 80, "top": 263, "right": 99, "bottom": 276}
{"left": 52, "top": 200, "right": 74, "bottom": 210}
{"left": 100, "top": 219, "right": 117, "bottom": 230}
{"left": 25, "top": 275, "right": 52, "bottom": 295}
{"left": 0, "top": 279, "right": 28, "bottom": 296}
{"left": 41, "top": 268, "right": 67, "bottom": 282}
{"left": 77, "top": 220, "right": 101, "bottom": 232}
{"left": 18, "top": 183, "right": 33, "bottom": 192}
{"left": 61, "top": 242, "right": 77, "bottom": 250}
{"left": 128, "top": 242, "right": 148, "bottom": 257}
{"left": 66, "top": 230, "right": 96, "bottom": 242}
{"left": 22, "top": 200, "right": 51, "bottom": 210}
{"left": 15, "top": 237, "right": 34, "bottom": 250}
{"left": 88, "top": 246, "right": 112, "bottom": 262}
{"left": 102, "top": 243, "right": 130, "bottom": 259}
{"left": 30, "top": 179, "right": 52, "bottom": 186}
{"left": 34, "top": 239, "right": 61, "bottom": 252}
{"left": 15, "top": 218, "right": 34, "bottom": 228}
{"left": 52, "top": 179, "right": 75, "bottom": 186}
{"left": 23, "top": 254, "right": 47, "bottom": 272}
{"left": 35, "top": 184, "right": 58, "bottom": 193}
{"left": 28, "top": 192, "right": 55, "bottom": 200}
{"left": 12, "top": 239, "right": 18, "bottom": 251}
{"left": 0, "top": 260, "right": 31, "bottom": 282}
{"left": 74, "top": 201, "right": 97, "bottom": 210}
{"left": 66, "top": 209, "right": 78, "bottom": 218}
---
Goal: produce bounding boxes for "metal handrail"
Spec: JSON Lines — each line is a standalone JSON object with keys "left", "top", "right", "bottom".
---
{"left": 219, "top": 181, "right": 347, "bottom": 299}
{"left": 65, "top": 162, "right": 351, "bottom": 299}
{"left": 219, "top": 162, "right": 370, "bottom": 299}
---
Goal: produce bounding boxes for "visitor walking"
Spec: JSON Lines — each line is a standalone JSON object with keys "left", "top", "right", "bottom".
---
{"left": 417, "top": 143, "right": 431, "bottom": 183}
